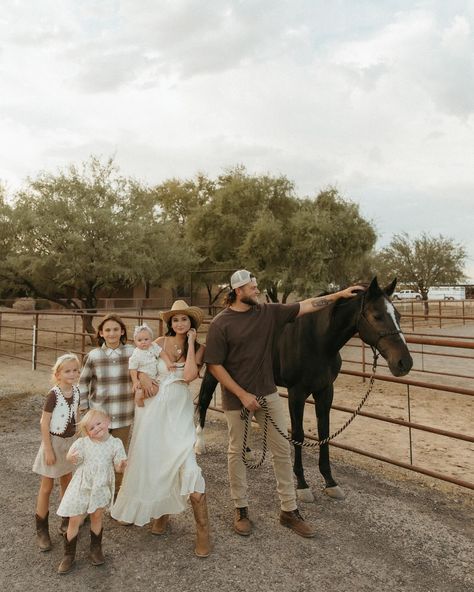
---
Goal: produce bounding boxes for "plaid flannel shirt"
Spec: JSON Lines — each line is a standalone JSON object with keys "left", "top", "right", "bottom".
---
{"left": 79, "top": 343, "right": 135, "bottom": 429}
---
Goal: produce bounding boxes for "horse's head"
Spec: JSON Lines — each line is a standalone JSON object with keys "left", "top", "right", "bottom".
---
{"left": 357, "top": 277, "right": 413, "bottom": 377}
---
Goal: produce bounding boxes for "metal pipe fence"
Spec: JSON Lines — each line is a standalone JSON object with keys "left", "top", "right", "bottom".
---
{"left": 0, "top": 308, "right": 472, "bottom": 490}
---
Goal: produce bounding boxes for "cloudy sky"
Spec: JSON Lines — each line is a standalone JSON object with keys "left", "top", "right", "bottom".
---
{"left": 1, "top": 0, "right": 473, "bottom": 277}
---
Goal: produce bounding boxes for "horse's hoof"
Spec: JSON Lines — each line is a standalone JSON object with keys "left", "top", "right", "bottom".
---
{"left": 194, "top": 442, "right": 206, "bottom": 455}
{"left": 324, "top": 485, "right": 345, "bottom": 500}
{"left": 296, "top": 488, "right": 314, "bottom": 503}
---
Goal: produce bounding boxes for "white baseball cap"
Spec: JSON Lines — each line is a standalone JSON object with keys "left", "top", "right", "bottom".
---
{"left": 230, "top": 269, "right": 254, "bottom": 289}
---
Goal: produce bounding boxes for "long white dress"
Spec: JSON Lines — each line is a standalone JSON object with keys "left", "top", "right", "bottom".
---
{"left": 111, "top": 359, "right": 205, "bottom": 526}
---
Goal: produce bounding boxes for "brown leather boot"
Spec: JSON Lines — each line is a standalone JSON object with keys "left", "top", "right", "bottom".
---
{"left": 35, "top": 512, "right": 52, "bottom": 552}
{"left": 89, "top": 529, "right": 105, "bottom": 566}
{"left": 233, "top": 507, "right": 252, "bottom": 536}
{"left": 190, "top": 494, "right": 211, "bottom": 558}
{"left": 151, "top": 515, "right": 169, "bottom": 535}
{"left": 279, "top": 509, "right": 316, "bottom": 538}
{"left": 58, "top": 517, "right": 69, "bottom": 536}
{"left": 57, "top": 534, "right": 78, "bottom": 574}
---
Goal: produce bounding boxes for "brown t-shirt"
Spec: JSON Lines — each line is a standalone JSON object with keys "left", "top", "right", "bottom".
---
{"left": 204, "top": 303, "right": 300, "bottom": 410}
{"left": 43, "top": 389, "right": 77, "bottom": 438}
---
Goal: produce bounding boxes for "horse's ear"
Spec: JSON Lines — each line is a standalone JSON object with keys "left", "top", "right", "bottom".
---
{"left": 383, "top": 277, "right": 397, "bottom": 297}
{"left": 368, "top": 276, "right": 382, "bottom": 298}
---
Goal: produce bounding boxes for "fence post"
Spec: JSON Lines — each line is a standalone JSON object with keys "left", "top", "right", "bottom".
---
{"left": 32, "top": 313, "right": 39, "bottom": 370}
{"left": 439, "top": 301, "right": 442, "bottom": 329}
{"left": 411, "top": 302, "right": 414, "bottom": 331}
{"left": 81, "top": 316, "right": 86, "bottom": 364}
{"left": 407, "top": 384, "right": 413, "bottom": 465}
{"left": 73, "top": 313, "right": 77, "bottom": 348}
{"left": 361, "top": 341, "right": 366, "bottom": 383}
{"left": 462, "top": 300, "right": 465, "bottom": 326}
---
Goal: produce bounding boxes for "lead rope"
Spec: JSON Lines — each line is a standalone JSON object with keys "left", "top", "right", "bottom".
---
{"left": 240, "top": 348, "right": 380, "bottom": 469}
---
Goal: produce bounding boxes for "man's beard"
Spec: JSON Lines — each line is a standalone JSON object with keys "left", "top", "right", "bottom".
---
{"left": 241, "top": 296, "right": 259, "bottom": 306}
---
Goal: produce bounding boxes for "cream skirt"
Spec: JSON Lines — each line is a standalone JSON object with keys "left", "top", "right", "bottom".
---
{"left": 32, "top": 434, "right": 76, "bottom": 478}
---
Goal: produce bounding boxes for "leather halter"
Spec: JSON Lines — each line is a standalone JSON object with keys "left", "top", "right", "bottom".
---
{"left": 356, "top": 291, "right": 403, "bottom": 353}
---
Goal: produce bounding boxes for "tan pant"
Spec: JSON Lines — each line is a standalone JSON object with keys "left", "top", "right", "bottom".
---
{"left": 110, "top": 425, "right": 131, "bottom": 494}
{"left": 224, "top": 392, "right": 297, "bottom": 512}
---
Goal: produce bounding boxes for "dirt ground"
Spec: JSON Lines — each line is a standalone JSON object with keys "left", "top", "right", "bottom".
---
{"left": 0, "top": 359, "right": 473, "bottom": 592}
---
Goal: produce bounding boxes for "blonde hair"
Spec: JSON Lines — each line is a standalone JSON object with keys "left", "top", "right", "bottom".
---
{"left": 51, "top": 353, "right": 80, "bottom": 384}
{"left": 76, "top": 408, "right": 110, "bottom": 437}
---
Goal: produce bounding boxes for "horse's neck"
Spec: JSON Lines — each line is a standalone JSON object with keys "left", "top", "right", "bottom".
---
{"left": 323, "top": 297, "right": 360, "bottom": 353}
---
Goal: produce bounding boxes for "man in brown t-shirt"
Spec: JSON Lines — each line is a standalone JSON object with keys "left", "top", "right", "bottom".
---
{"left": 205, "top": 269, "right": 363, "bottom": 538}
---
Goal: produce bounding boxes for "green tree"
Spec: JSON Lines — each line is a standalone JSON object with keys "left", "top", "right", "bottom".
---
{"left": 186, "top": 166, "right": 298, "bottom": 305}
{"left": 376, "top": 232, "right": 466, "bottom": 313}
{"left": 151, "top": 174, "right": 214, "bottom": 301}
{"left": 0, "top": 157, "right": 193, "bottom": 331}
{"left": 239, "top": 187, "right": 377, "bottom": 300}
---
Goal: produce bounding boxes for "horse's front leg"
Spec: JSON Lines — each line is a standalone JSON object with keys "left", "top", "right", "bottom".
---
{"left": 288, "top": 387, "right": 314, "bottom": 503}
{"left": 314, "top": 386, "right": 345, "bottom": 500}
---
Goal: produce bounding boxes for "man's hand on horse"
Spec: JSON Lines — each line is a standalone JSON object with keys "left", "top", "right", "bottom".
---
{"left": 340, "top": 285, "right": 366, "bottom": 298}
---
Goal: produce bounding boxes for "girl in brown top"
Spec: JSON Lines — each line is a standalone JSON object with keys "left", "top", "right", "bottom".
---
{"left": 32, "top": 353, "right": 81, "bottom": 552}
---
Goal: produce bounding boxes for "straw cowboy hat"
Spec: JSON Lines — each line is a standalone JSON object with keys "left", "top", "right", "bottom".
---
{"left": 161, "top": 300, "right": 204, "bottom": 328}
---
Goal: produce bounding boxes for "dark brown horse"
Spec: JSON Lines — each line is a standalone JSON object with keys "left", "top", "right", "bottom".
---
{"left": 196, "top": 277, "right": 413, "bottom": 501}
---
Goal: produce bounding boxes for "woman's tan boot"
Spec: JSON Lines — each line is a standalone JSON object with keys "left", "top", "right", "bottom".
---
{"left": 35, "top": 512, "right": 52, "bottom": 552}
{"left": 190, "top": 494, "right": 211, "bottom": 558}
{"left": 57, "top": 534, "right": 78, "bottom": 574}
{"left": 89, "top": 529, "right": 105, "bottom": 566}
{"left": 151, "top": 515, "right": 169, "bottom": 535}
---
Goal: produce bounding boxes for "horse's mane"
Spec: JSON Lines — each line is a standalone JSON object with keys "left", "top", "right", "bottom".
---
{"left": 321, "top": 282, "right": 369, "bottom": 319}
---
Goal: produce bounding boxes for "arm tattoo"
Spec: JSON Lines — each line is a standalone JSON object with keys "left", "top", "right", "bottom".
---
{"left": 311, "top": 298, "right": 331, "bottom": 309}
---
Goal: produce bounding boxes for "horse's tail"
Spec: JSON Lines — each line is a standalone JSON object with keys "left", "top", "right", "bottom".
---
{"left": 197, "top": 369, "right": 219, "bottom": 428}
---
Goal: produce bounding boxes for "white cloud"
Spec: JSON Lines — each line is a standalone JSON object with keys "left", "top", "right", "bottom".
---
{"left": 0, "top": 0, "right": 473, "bottom": 275}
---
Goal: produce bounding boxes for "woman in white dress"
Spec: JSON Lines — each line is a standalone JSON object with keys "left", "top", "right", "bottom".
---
{"left": 111, "top": 300, "right": 210, "bottom": 557}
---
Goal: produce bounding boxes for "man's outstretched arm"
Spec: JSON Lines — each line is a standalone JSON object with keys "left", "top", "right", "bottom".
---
{"left": 297, "top": 285, "right": 364, "bottom": 317}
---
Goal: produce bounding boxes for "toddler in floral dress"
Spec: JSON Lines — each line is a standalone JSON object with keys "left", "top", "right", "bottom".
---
{"left": 56, "top": 409, "right": 127, "bottom": 574}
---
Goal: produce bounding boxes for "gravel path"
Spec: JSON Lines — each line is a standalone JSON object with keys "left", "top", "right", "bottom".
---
{"left": 0, "top": 384, "right": 472, "bottom": 592}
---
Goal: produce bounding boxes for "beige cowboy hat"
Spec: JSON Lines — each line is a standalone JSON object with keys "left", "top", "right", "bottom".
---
{"left": 161, "top": 300, "right": 204, "bottom": 328}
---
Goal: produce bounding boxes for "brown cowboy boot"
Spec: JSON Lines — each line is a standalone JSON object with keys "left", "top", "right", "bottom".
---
{"left": 151, "top": 515, "right": 169, "bottom": 535}
{"left": 58, "top": 517, "right": 69, "bottom": 536}
{"left": 35, "top": 512, "right": 52, "bottom": 552}
{"left": 57, "top": 534, "right": 78, "bottom": 574}
{"left": 190, "top": 494, "right": 211, "bottom": 558}
{"left": 89, "top": 529, "right": 105, "bottom": 566}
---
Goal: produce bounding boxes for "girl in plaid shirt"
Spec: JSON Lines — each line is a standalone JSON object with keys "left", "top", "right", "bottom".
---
{"left": 78, "top": 314, "right": 134, "bottom": 495}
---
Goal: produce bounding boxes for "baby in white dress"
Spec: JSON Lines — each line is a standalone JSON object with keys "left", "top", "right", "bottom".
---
{"left": 129, "top": 323, "right": 174, "bottom": 407}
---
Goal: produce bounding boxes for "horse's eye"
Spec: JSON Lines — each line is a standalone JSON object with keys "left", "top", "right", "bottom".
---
{"left": 373, "top": 314, "right": 383, "bottom": 322}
